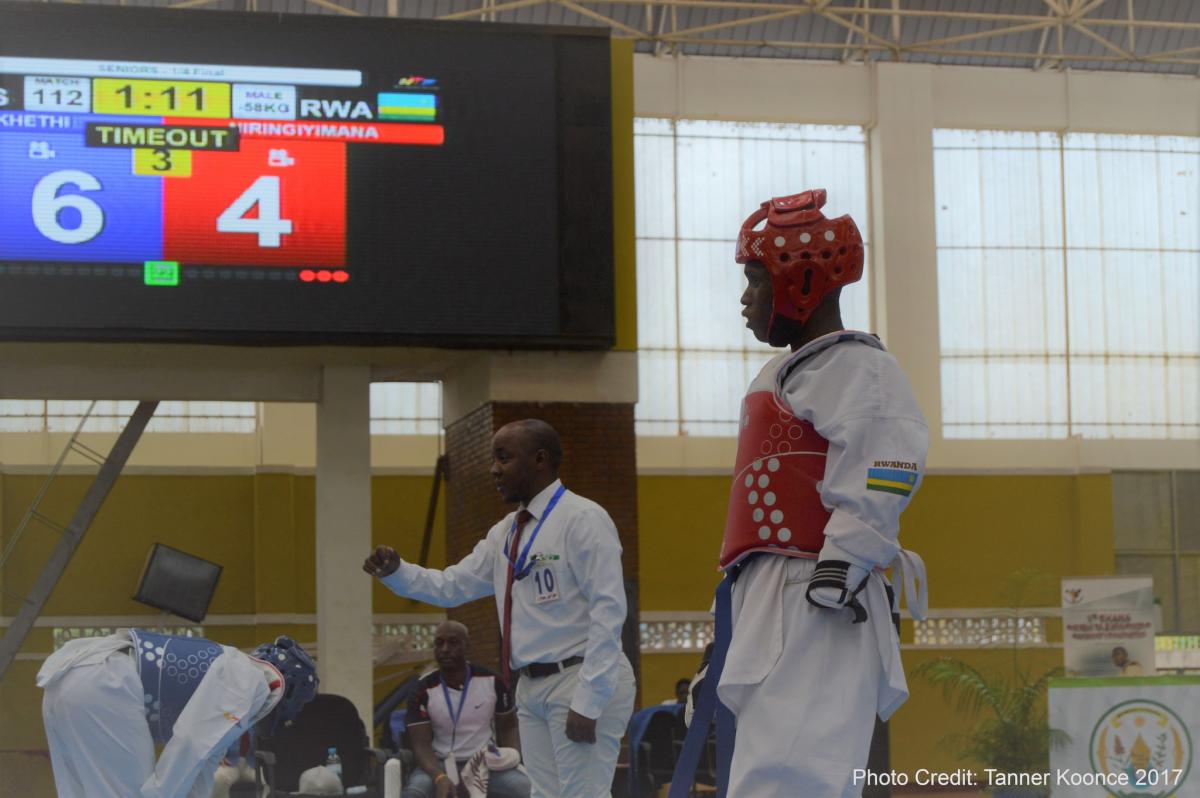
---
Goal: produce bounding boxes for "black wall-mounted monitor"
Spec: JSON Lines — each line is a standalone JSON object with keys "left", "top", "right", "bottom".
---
{"left": 0, "top": 3, "right": 615, "bottom": 347}
{"left": 133, "top": 543, "right": 222, "bottom": 623}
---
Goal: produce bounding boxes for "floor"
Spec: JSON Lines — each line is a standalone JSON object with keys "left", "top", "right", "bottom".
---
{"left": 653, "top": 786, "right": 984, "bottom": 797}
{"left": 653, "top": 785, "right": 985, "bottom": 797}
{"left": 0, "top": 750, "right": 56, "bottom": 798}
{"left": 9, "top": 751, "right": 991, "bottom": 798}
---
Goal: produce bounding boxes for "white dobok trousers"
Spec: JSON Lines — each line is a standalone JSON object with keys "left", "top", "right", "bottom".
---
{"left": 41, "top": 647, "right": 159, "bottom": 798}
{"left": 718, "top": 556, "right": 909, "bottom": 798}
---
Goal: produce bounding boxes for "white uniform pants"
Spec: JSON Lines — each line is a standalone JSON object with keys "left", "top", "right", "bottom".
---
{"left": 42, "top": 650, "right": 157, "bottom": 798}
{"left": 515, "top": 655, "right": 636, "bottom": 798}
{"left": 718, "top": 556, "right": 907, "bottom": 798}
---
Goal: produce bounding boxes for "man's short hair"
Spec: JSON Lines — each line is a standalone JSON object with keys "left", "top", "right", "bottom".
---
{"left": 436, "top": 620, "right": 470, "bottom": 641}
{"left": 509, "top": 419, "right": 563, "bottom": 468}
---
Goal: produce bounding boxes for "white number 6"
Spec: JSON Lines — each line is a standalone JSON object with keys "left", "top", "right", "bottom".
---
{"left": 32, "top": 170, "right": 104, "bottom": 245}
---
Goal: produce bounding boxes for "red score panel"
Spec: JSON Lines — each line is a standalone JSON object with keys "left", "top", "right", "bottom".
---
{"left": 164, "top": 139, "right": 346, "bottom": 267}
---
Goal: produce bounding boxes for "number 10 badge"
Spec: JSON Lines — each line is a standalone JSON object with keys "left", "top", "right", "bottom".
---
{"left": 532, "top": 564, "right": 560, "bottom": 605}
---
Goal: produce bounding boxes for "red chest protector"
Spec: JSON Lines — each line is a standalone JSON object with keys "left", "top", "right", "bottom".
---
{"left": 718, "top": 374, "right": 831, "bottom": 570}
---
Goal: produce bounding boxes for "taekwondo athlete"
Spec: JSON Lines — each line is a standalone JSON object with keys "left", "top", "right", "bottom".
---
{"left": 38, "top": 630, "right": 318, "bottom": 798}
{"left": 673, "top": 189, "right": 929, "bottom": 798}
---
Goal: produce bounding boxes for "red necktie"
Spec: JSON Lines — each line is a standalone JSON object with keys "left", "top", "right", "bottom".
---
{"left": 500, "top": 509, "right": 533, "bottom": 688}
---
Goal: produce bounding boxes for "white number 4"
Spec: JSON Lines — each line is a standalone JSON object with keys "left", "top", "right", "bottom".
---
{"left": 216, "top": 176, "right": 293, "bottom": 248}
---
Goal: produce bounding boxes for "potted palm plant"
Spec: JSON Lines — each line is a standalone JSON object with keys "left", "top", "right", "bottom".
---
{"left": 913, "top": 570, "right": 1067, "bottom": 798}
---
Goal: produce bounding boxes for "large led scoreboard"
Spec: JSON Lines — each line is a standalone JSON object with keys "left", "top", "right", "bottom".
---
{"left": 3, "top": 68, "right": 366, "bottom": 269}
{"left": 0, "top": 3, "right": 615, "bottom": 346}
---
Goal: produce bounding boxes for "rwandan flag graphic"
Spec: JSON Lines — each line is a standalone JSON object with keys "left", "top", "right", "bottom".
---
{"left": 866, "top": 467, "right": 918, "bottom": 497}
{"left": 378, "top": 92, "right": 438, "bottom": 122}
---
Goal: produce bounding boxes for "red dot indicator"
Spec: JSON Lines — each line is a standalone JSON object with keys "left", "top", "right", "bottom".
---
{"left": 333, "top": 270, "right": 349, "bottom": 284}
{"left": 316, "top": 270, "right": 332, "bottom": 283}
{"left": 299, "top": 269, "right": 316, "bottom": 282}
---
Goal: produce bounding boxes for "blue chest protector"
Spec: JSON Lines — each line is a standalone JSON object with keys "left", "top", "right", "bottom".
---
{"left": 130, "top": 629, "right": 225, "bottom": 745}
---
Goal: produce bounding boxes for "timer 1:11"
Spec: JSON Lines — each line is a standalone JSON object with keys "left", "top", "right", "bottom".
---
{"left": 92, "top": 78, "right": 231, "bottom": 118}
{"left": 114, "top": 84, "right": 206, "bottom": 112}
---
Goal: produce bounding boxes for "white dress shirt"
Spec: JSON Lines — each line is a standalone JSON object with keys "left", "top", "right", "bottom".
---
{"left": 381, "top": 479, "right": 628, "bottom": 719}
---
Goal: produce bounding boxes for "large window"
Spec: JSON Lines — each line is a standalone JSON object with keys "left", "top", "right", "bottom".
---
{"left": 0, "top": 400, "right": 256, "bottom": 433}
{"left": 369, "top": 382, "right": 442, "bottom": 435}
{"left": 935, "top": 130, "right": 1200, "bottom": 439}
{"left": 634, "top": 119, "right": 871, "bottom": 437}
{"left": 0, "top": 383, "right": 442, "bottom": 435}
{"left": 1113, "top": 471, "right": 1200, "bottom": 634}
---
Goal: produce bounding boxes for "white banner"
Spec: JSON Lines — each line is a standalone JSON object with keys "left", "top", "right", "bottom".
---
{"left": 1062, "top": 577, "right": 1157, "bottom": 678}
{"left": 1049, "top": 677, "right": 1200, "bottom": 797}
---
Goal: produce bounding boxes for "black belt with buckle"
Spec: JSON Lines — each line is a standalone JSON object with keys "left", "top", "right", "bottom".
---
{"left": 520, "top": 655, "right": 584, "bottom": 679}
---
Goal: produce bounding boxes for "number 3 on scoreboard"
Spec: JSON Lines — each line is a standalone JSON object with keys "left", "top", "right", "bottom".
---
{"left": 216, "top": 176, "right": 293, "bottom": 248}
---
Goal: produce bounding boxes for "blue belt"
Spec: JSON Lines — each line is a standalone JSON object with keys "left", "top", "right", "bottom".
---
{"left": 668, "top": 571, "right": 736, "bottom": 798}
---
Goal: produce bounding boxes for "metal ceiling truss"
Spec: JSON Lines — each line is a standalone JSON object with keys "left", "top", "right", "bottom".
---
{"left": 148, "top": 0, "right": 1200, "bottom": 74}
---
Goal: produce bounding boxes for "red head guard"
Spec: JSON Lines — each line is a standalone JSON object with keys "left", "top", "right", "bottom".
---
{"left": 735, "top": 189, "right": 864, "bottom": 327}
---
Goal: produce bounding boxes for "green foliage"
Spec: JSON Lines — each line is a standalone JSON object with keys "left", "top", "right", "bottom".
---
{"left": 913, "top": 569, "right": 1069, "bottom": 777}
{"left": 913, "top": 657, "right": 1066, "bottom": 774}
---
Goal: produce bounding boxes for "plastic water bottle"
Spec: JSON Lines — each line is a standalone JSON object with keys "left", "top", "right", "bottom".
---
{"left": 326, "top": 747, "right": 342, "bottom": 782}
{"left": 383, "top": 757, "right": 402, "bottom": 798}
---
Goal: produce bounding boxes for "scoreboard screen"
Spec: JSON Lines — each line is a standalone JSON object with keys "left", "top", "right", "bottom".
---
{"left": 0, "top": 3, "right": 615, "bottom": 347}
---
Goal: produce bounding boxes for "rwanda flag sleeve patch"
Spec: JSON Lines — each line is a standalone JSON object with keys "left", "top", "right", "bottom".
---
{"left": 866, "top": 466, "right": 918, "bottom": 497}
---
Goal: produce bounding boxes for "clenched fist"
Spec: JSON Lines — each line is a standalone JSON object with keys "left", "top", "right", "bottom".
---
{"left": 363, "top": 545, "right": 401, "bottom": 578}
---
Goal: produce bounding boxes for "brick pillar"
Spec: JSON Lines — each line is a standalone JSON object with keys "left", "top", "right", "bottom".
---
{"left": 444, "top": 402, "right": 640, "bottom": 693}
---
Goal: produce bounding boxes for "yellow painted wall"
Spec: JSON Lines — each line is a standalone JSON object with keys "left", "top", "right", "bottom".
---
{"left": 635, "top": 473, "right": 1115, "bottom": 611}
{"left": 638, "top": 652, "right": 701, "bottom": 707}
{"left": 0, "top": 474, "right": 446, "bottom": 620}
{"left": 0, "top": 473, "right": 446, "bottom": 750}
{"left": 610, "top": 38, "right": 637, "bottom": 353}
{"left": 901, "top": 474, "right": 1116, "bottom": 606}
{"left": 636, "top": 476, "right": 728, "bottom": 610}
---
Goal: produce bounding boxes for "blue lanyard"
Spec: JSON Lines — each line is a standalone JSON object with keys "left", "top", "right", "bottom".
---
{"left": 504, "top": 484, "right": 566, "bottom": 581}
{"left": 440, "top": 666, "right": 472, "bottom": 750}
